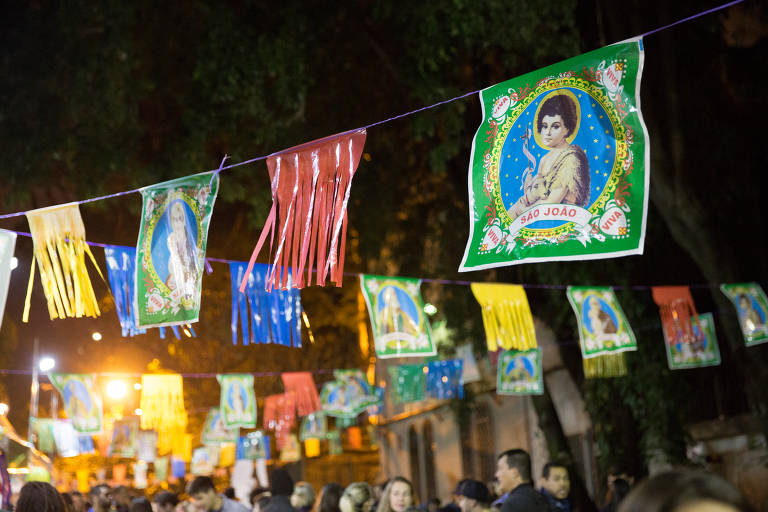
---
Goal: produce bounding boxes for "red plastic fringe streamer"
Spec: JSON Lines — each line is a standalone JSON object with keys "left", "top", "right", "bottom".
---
{"left": 240, "top": 129, "right": 367, "bottom": 292}
{"left": 651, "top": 286, "right": 700, "bottom": 344}
{"left": 262, "top": 393, "right": 296, "bottom": 450}
{"left": 281, "top": 372, "right": 320, "bottom": 416}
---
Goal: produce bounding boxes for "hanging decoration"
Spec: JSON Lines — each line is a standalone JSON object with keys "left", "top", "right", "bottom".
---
{"left": 456, "top": 344, "right": 482, "bottom": 383}
{"left": 651, "top": 286, "right": 701, "bottom": 345}
{"left": 320, "top": 369, "right": 380, "bottom": 418}
{"left": 217, "top": 374, "right": 257, "bottom": 429}
{"left": 139, "top": 374, "right": 188, "bottom": 455}
{"left": 387, "top": 364, "right": 426, "bottom": 404}
{"left": 664, "top": 312, "right": 721, "bottom": 369}
{"left": 304, "top": 438, "right": 321, "bottom": 458}
{"left": 201, "top": 408, "right": 238, "bottom": 445}
{"left": 154, "top": 456, "right": 169, "bottom": 482}
{"left": 230, "top": 262, "right": 302, "bottom": 346}
{"left": 278, "top": 434, "right": 301, "bottom": 463}
{"left": 137, "top": 430, "right": 158, "bottom": 463}
{"left": 236, "top": 431, "right": 270, "bottom": 460}
{"left": 23, "top": 203, "right": 104, "bottom": 322}
{"left": 263, "top": 393, "right": 296, "bottom": 449}
{"left": 281, "top": 372, "right": 320, "bottom": 416}
{"left": 112, "top": 464, "right": 127, "bottom": 485}
{"left": 497, "top": 349, "right": 544, "bottom": 395}
{"left": 109, "top": 418, "right": 138, "bottom": 458}
{"left": 460, "top": 38, "right": 648, "bottom": 269}
{"left": 566, "top": 286, "right": 637, "bottom": 374}
{"left": 360, "top": 274, "right": 436, "bottom": 358}
{"left": 299, "top": 412, "right": 327, "bottom": 441}
{"left": 219, "top": 443, "right": 236, "bottom": 468}
{"left": 49, "top": 374, "right": 103, "bottom": 434}
{"left": 720, "top": 283, "right": 768, "bottom": 347}
{"left": 347, "top": 426, "right": 363, "bottom": 450}
{"left": 0, "top": 230, "right": 16, "bottom": 331}
{"left": 133, "top": 461, "right": 148, "bottom": 489}
{"left": 134, "top": 172, "right": 219, "bottom": 328}
{"left": 30, "top": 418, "right": 55, "bottom": 453}
{"left": 52, "top": 420, "right": 79, "bottom": 457}
{"left": 240, "top": 129, "right": 367, "bottom": 292}
{"left": 327, "top": 429, "right": 342, "bottom": 456}
{"left": 425, "top": 359, "right": 464, "bottom": 400}
{"left": 170, "top": 457, "right": 186, "bottom": 479}
{"left": 471, "top": 283, "right": 537, "bottom": 351}
{"left": 191, "top": 446, "right": 218, "bottom": 476}
{"left": 104, "top": 245, "right": 146, "bottom": 337}
{"left": 75, "top": 469, "right": 90, "bottom": 493}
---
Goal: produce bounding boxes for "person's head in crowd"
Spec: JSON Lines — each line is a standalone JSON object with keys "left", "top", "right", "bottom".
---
{"left": 271, "top": 468, "right": 295, "bottom": 497}
{"left": 340, "top": 483, "right": 374, "bottom": 512}
{"left": 313, "top": 483, "right": 344, "bottom": 512}
{"left": 456, "top": 480, "right": 490, "bottom": 512}
{"left": 153, "top": 491, "right": 180, "bottom": 512}
{"left": 129, "top": 497, "right": 153, "bottom": 512}
{"left": 495, "top": 449, "right": 532, "bottom": 495}
{"left": 606, "top": 466, "right": 634, "bottom": 488}
{"left": 374, "top": 481, "right": 389, "bottom": 503}
{"left": 256, "top": 495, "right": 272, "bottom": 512}
{"left": 618, "top": 470, "right": 753, "bottom": 512}
{"left": 251, "top": 487, "right": 272, "bottom": 507}
{"left": 61, "top": 492, "right": 74, "bottom": 510}
{"left": 225, "top": 487, "right": 237, "bottom": 500}
{"left": 291, "top": 482, "right": 316, "bottom": 512}
{"left": 16, "top": 481, "right": 67, "bottom": 512}
{"left": 540, "top": 462, "right": 570, "bottom": 501}
{"left": 71, "top": 490, "right": 87, "bottom": 512}
{"left": 427, "top": 498, "right": 441, "bottom": 512}
{"left": 376, "top": 477, "right": 415, "bottom": 512}
{"left": 112, "top": 485, "right": 132, "bottom": 508}
{"left": 188, "top": 476, "right": 224, "bottom": 511}
{"left": 89, "top": 484, "right": 112, "bottom": 512}
{"left": 606, "top": 478, "right": 631, "bottom": 511}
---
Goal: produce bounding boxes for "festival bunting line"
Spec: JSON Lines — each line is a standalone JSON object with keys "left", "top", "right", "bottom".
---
{"left": 0, "top": 0, "right": 743, "bottom": 221}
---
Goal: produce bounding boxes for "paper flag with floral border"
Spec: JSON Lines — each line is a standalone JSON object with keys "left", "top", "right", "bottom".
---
{"left": 299, "top": 412, "right": 327, "bottom": 442}
{"left": 236, "top": 431, "right": 271, "bottom": 460}
{"left": 497, "top": 349, "right": 543, "bottom": 395}
{"left": 0, "top": 229, "right": 16, "bottom": 331}
{"left": 104, "top": 245, "right": 146, "bottom": 337}
{"left": 230, "top": 261, "right": 302, "bottom": 346}
{"left": 23, "top": 203, "right": 104, "bottom": 322}
{"left": 49, "top": 374, "right": 103, "bottom": 434}
{"left": 135, "top": 172, "right": 219, "bottom": 328}
{"left": 137, "top": 430, "right": 158, "bottom": 463}
{"left": 139, "top": 374, "right": 188, "bottom": 455}
{"left": 154, "top": 456, "right": 169, "bottom": 482}
{"left": 425, "top": 359, "right": 464, "bottom": 400}
{"left": 720, "top": 283, "right": 768, "bottom": 347}
{"left": 201, "top": 408, "right": 238, "bottom": 445}
{"left": 320, "top": 369, "right": 380, "bottom": 418}
{"left": 652, "top": 286, "right": 701, "bottom": 346}
{"left": 218, "top": 374, "right": 257, "bottom": 429}
{"left": 240, "top": 129, "right": 367, "bottom": 291}
{"left": 388, "top": 364, "right": 425, "bottom": 404}
{"left": 282, "top": 372, "right": 320, "bottom": 416}
{"left": 471, "top": 283, "right": 537, "bottom": 351}
{"left": 191, "top": 446, "right": 218, "bottom": 476}
{"left": 109, "top": 418, "right": 138, "bottom": 458}
{"left": 278, "top": 434, "right": 301, "bottom": 463}
{"left": 360, "top": 274, "right": 436, "bottom": 358}
{"left": 664, "top": 312, "right": 721, "bottom": 369}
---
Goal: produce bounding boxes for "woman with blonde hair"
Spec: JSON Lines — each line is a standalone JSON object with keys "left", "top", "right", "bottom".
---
{"left": 340, "top": 483, "right": 374, "bottom": 512}
{"left": 375, "top": 477, "right": 416, "bottom": 512}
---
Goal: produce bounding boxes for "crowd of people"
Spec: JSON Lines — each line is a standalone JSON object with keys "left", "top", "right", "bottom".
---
{"left": 5, "top": 448, "right": 755, "bottom": 512}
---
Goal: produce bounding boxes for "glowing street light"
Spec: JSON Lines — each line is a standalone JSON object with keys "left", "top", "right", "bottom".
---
{"left": 423, "top": 303, "right": 438, "bottom": 316}
{"left": 0, "top": 403, "right": 9, "bottom": 415}
{"left": 38, "top": 357, "right": 56, "bottom": 373}
{"left": 133, "top": 383, "right": 142, "bottom": 391}
{"left": 134, "top": 408, "right": 143, "bottom": 416}
{"left": 91, "top": 332, "right": 102, "bottom": 341}
{"left": 106, "top": 380, "right": 127, "bottom": 400}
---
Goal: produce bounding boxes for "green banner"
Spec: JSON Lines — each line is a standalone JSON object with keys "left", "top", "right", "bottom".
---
{"left": 460, "top": 39, "right": 648, "bottom": 270}
{"left": 664, "top": 313, "right": 721, "bottom": 370}
{"left": 497, "top": 349, "right": 543, "bottom": 395}
{"left": 201, "top": 408, "right": 238, "bottom": 445}
{"left": 567, "top": 286, "right": 637, "bottom": 359}
{"left": 135, "top": 172, "right": 219, "bottom": 327}
{"left": 720, "top": 283, "right": 768, "bottom": 347}
{"left": 299, "top": 412, "right": 327, "bottom": 442}
{"left": 49, "top": 374, "right": 103, "bottom": 434}
{"left": 320, "top": 369, "right": 380, "bottom": 418}
{"left": 388, "top": 364, "right": 426, "bottom": 404}
{"left": 217, "top": 374, "right": 257, "bottom": 429}
{"left": 360, "top": 274, "right": 435, "bottom": 358}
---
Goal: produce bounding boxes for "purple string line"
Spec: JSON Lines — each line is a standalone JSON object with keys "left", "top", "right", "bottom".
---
{"left": 0, "top": 1, "right": 742, "bottom": 221}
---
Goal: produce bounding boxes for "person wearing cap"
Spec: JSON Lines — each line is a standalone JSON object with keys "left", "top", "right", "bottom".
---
{"left": 456, "top": 480, "right": 490, "bottom": 512}
{"left": 539, "top": 463, "right": 571, "bottom": 512}
{"left": 264, "top": 469, "right": 298, "bottom": 512}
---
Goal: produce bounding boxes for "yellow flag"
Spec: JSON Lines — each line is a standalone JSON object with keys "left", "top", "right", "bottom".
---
{"left": 140, "top": 374, "right": 188, "bottom": 455}
{"left": 471, "top": 283, "right": 537, "bottom": 351}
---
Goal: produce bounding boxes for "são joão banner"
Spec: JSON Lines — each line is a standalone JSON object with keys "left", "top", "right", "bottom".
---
{"left": 49, "top": 373, "right": 103, "bottom": 434}
{"left": 460, "top": 38, "right": 648, "bottom": 270}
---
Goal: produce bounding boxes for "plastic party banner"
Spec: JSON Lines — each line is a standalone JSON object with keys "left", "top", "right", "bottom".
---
{"left": 110, "top": 418, "right": 139, "bottom": 458}
{"left": 49, "top": 374, "right": 103, "bottom": 434}
{"left": 567, "top": 286, "right": 637, "bottom": 358}
{"left": 664, "top": 313, "right": 721, "bottom": 370}
{"left": 388, "top": 364, "right": 426, "bottom": 404}
{"left": 426, "top": 360, "right": 464, "bottom": 400}
{"left": 201, "top": 408, "right": 238, "bottom": 445}
{"left": 460, "top": 39, "right": 648, "bottom": 270}
{"left": 236, "top": 431, "right": 270, "bottom": 460}
{"left": 360, "top": 274, "right": 435, "bottom": 358}
{"left": 497, "top": 349, "right": 543, "bottom": 395}
{"left": 217, "top": 374, "right": 257, "bottom": 429}
{"left": 320, "top": 369, "right": 380, "bottom": 418}
{"left": 135, "top": 172, "right": 219, "bottom": 327}
{"left": 299, "top": 412, "right": 327, "bottom": 442}
{"left": 720, "top": 283, "right": 768, "bottom": 347}
{"left": 0, "top": 230, "right": 16, "bottom": 331}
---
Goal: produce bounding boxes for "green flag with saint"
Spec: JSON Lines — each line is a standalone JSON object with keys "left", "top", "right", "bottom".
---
{"left": 388, "top": 364, "right": 426, "bottom": 404}
{"left": 217, "top": 374, "right": 257, "bottom": 429}
{"left": 360, "top": 274, "right": 435, "bottom": 358}
{"left": 49, "top": 374, "right": 103, "bottom": 434}
{"left": 460, "top": 39, "right": 648, "bottom": 270}
{"left": 720, "top": 283, "right": 768, "bottom": 347}
{"left": 664, "top": 313, "right": 721, "bottom": 369}
{"left": 567, "top": 286, "right": 637, "bottom": 359}
{"left": 135, "top": 172, "right": 219, "bottom": 328}
{"left": 497, "top": 349, "right": 543, "bottom": 395}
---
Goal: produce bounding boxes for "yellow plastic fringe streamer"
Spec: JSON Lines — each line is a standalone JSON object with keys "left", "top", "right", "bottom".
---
{"left": 471, "top": 283, "right": 537, "bottom": 351}
{"left": 139, "top": 374, "right": 188, "bottom": 456}
{"left": 23, "top": 203, "right": 104, "bottom": 322}
{"left": 583, "top": 353, "right": 627, "bottom": 378}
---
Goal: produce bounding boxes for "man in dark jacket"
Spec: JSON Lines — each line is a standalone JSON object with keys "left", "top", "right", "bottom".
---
{"left": 264, "top": 469, "right": 298, "bottom": 512}
{"left": 539, "top": 462, "right": 571, "bottom": 512}
{"left": 494, "top": 449, "right": 549, "bottom": 512}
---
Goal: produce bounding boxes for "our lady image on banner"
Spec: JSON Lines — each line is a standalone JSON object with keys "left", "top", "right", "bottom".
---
{"left": 720, "top": 283, "right": 768, "bottom": 346}
{"left": 217, "top": 374, "right": 257, "bottom": 429}
{"left": 110, "top": 418, "right": 139, "bottom": 458}
{"left": 567, "top": 286, "right": 637, "bottom": 358}
{"left": 664, "top": 313, "right": 721, "bottom": 370}
{"left": 460, "top": 39, "right": 648, "bottom": 270}
{"left": 360, "top": 274, "right": 436, "bottom": 358}
{"left": 135, "top": 172, "right": 219, "bottom": 328}
{"left": 497, "top": 349, "right": 543, "bottom": 395}
{"left": 49, "top": 374, "right": 103, "bottom": 434}
{"left": 299, "top": 413, "right": 327, "bottom": 442}
{"left": 320, "top": 369, "right": 380, "bottom": 418}
{"left": 201, "top": 408, "right": 238, "bottom": 445}
{"left": 236, "top": 431, "right": 270, "bottom": 460}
